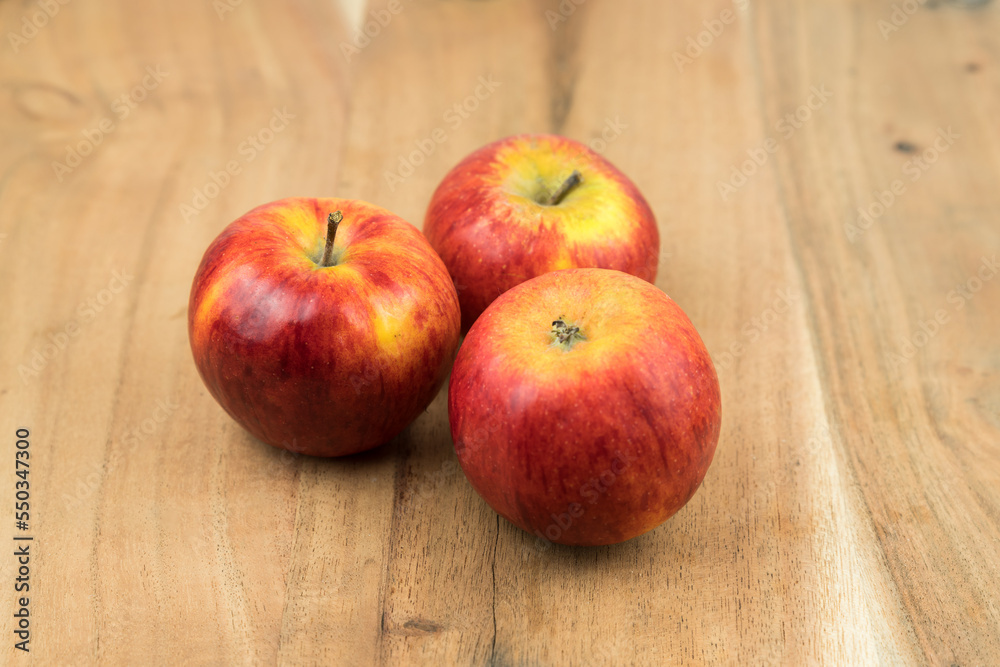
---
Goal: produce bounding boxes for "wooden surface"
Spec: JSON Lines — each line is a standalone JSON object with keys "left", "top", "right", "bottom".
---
{"left": 2, "top": 0, "right": 999, "bottom": 664}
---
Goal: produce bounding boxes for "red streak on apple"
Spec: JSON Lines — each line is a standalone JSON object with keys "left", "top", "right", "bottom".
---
{"left": 189, "top": 197, "right": 460, "bottom": 457}
{"left": 449, "top": 268, "right": 721, "bottom": 545}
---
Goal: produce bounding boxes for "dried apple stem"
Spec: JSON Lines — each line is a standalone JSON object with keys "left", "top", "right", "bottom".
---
{"left": 320, "top": 210, "right": 343, "bottom": 267}
{"left": 547, "top": 171, "right": 582, "bottom": 206}
{"left": 552, "top": 319, "right": 585, "bottom": 347}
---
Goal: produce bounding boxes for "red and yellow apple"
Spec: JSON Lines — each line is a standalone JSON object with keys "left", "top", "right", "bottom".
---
{"left": 448, "top": 268, "right": 721, "bottom": 546}
{"left": 424, "top": 134, "right": 659, "bottom": 330}
{"left": 189, "top": 197, "right": 461, "bottom": 457}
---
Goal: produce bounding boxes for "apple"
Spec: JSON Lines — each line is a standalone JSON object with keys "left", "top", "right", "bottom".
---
{"left": 448, "top": 268, "right": 721, "bottom": 546}
{"left": 424, "top": 133, "right": 660, "bottom": 330}
{"left": 189, "top": 197, "right": 461, "bottom": 457}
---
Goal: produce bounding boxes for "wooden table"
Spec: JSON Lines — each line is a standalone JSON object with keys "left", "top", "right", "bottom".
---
{"left": 3, "top": 0, "right": 998, "bottom": 664}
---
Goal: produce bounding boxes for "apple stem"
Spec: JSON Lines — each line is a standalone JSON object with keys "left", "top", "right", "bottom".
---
{"left": 547, "top": 170, "right": 582, "bottom": 206}
{"left": 319, "top": 210, "right": 343, "bottom": 267}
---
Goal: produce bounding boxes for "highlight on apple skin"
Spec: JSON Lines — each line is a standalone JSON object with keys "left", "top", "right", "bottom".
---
{"left": 448, "top": 268, "right": 721, "bottom": 546}
{"left": 188, "top": 197, "right": 461, "bottom": 457}
{"left": 423, "top": 133, "right": 660, "bottom": 331}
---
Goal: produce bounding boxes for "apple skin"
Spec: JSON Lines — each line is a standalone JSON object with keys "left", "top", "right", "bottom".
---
{"left": 424, "top": 134, "right": 659, "bottom": 331}
{"left": 448, "top": 268, "right": 720, "bottom": 546}
{"left": 189, "top": 197, "right": 461, "bottom": 457}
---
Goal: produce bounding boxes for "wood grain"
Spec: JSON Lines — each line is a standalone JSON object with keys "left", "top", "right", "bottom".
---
{"left": 1, "top": 0, "right": 998, "bottom": 664}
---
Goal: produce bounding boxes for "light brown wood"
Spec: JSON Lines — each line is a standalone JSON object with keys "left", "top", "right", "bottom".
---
{"left": 2, "top": 0, "right": 998, "bottom": 664}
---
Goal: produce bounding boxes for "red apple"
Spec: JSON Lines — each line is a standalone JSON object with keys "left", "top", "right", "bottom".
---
{"left": 189, "top": 197, "right": 461, "bottom": 457}
{"left": 424, "top": 133, "right": 659, "bottom": 330}
{"left": 448, "top": 268, "right": 720, "bottom": 546}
